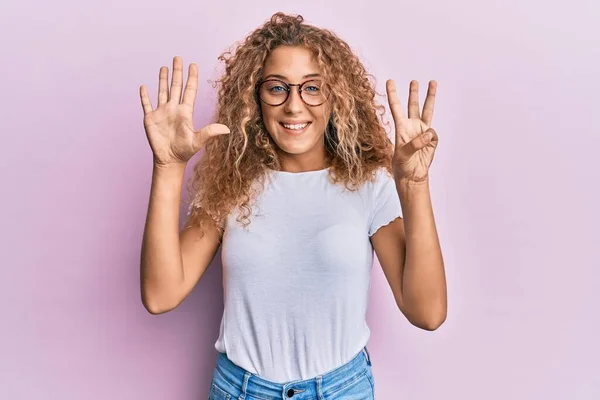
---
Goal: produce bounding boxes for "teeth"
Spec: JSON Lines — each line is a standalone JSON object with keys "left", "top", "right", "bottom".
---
{"left": 283, "top": 123, "right": 308, "bottom": 130}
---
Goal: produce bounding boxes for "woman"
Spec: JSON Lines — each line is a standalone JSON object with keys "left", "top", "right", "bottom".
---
{"left": 139, "top": 12, "right": 447, "bottom": 400}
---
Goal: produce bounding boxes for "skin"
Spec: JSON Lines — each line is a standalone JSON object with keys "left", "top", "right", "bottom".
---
{"left": 259, "top": 46, "right": 331, "bottom": 173}
{"left": 373, "top": 80, "right": 447, "bottom": 330}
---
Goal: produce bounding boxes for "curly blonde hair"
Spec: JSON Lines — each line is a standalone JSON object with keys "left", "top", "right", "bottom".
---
{"left": 185, "top": 12, "right": 394, "bottom": 237}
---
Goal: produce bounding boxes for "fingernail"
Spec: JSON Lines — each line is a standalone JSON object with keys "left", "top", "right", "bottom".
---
{"left": 423, "top": 132, "right": 432, "bottom": 141}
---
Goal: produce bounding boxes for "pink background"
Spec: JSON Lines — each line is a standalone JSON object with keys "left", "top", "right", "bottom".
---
{"left": 2, "top": 0, "right": 599, "bottom": 399}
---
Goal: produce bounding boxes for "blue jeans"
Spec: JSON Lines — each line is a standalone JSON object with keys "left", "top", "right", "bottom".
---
{"left": 209, "top": 346, "right": 375, "bottom": 400}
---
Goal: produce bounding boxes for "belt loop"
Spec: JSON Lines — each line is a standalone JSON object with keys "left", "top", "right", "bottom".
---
{"left": 238, "top": 372, "right": 251, "bottom": 400}
{"left": 316, "top": 375, "right": 325, "bottom": 400}
{"left": 363, "top": 346, "right": 372, "bottom": 366}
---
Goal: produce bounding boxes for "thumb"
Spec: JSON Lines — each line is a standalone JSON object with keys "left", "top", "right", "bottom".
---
{"left": 199, "top": 123, "right": 231, "bottom": 137}
{"left": 408, "top": 128, "right": 436, "bottom": 153}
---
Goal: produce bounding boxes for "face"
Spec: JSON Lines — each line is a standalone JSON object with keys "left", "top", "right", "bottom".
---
{"left": 259, "top": 46, "right": 331, "bottom": 170}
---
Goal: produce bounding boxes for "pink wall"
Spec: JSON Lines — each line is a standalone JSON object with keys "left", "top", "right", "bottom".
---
{"left": 2, "top": 0, "right": 599, "bottom": 398}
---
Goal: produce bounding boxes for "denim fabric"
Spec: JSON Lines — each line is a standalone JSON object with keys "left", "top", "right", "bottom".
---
{"left": 208, "top": 346, "right": 375, "bottom": 400}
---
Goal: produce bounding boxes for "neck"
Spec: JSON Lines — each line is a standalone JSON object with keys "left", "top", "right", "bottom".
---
{"left": 277, "top": 151, "right": 330, "bottom": 173}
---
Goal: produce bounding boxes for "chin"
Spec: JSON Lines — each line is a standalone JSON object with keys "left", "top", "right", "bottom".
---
{"left": 274, "top": 140, "right": 313, "bottom": 155}
{"left": 273, "top": 130, "right": 321, "bottom": 154}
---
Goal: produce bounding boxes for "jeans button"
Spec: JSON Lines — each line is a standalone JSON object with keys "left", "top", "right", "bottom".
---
{"left": 287, "top": 388, "right": 295, "bottom": 397}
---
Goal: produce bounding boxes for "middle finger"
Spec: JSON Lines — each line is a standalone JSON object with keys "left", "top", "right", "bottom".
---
{"left": 408, "top": 80, "right": 420, "bottom": 119}
{"left": 169, "top": 56, "right": 184, "bottom": 103}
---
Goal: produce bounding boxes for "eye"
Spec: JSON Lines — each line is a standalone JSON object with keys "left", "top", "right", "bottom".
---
{"left": 263, "top": 81, "right": 288, "bottom": 93}
{"left": 269, "top": 85, "right": 286, "bottom": 93}
{"left": 301, "top": 80, "right": 323, "bottom": 95}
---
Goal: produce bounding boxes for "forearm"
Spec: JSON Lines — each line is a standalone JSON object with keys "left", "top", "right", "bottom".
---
{"left": 396, "top": 177, "right": 447, "bottom": 329}
{"left": 140, "top": 162, "right": 187, "bottom": 313}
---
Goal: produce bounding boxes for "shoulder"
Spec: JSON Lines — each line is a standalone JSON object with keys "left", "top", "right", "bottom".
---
{"left": 368, "top": 166, "right": 395, "bottom": 192}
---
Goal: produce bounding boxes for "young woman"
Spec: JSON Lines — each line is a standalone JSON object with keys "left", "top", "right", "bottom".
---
{"left": 139, "top": 12, "right": 447, "bottom": 400}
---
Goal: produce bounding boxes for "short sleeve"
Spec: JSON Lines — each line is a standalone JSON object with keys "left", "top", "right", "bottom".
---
{"left": 368, "top": 169, "right": 403, "bottom": 237}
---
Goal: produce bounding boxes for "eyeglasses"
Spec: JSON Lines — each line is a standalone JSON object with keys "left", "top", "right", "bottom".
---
{"left": 257, "top": 79, "right": 330, "bottom": 107}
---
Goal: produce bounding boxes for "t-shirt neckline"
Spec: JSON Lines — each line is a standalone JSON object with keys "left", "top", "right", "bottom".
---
{"left": 268, "top": 167, "right": 331, "bottom": 176}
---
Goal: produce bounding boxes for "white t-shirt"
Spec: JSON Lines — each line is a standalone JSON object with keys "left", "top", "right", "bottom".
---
{"left": 214, "top": 166, "right": 402, "bottom": 383}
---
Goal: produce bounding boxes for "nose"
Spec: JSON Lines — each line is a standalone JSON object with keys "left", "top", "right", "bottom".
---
{"left": 283, "top": 86, "right": 304, "bottom": 114}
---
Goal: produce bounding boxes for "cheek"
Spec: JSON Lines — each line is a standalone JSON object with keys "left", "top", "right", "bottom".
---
{"left": 261, "top": 107, "right": 280, "bottom": 127}
{"left": 313, "top": 109, "right": 330, "bottom": 129}
{"left": 259, "top": 105, "right": 276, "bottom": 134}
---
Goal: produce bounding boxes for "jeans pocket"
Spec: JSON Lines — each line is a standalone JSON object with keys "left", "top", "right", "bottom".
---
{"left": 362, "top": 346, "right": 373, "bottom": 366}
{"left": 209, "top": 382, "right": 231, "bottom": 400}
{"left": 327, "top": 370, "right": 373, "bottom": 400}
{"left": 366, "top": 367, "right": 375, "bottom": 394}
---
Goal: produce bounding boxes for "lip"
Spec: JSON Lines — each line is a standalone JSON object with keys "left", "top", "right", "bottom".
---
{"left": 279, "top": 121, "right": 312, "bottom": 135}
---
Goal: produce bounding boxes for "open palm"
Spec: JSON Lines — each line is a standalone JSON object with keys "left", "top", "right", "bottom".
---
{"left": 139, "top": 56, "right": 230, "bottom": 167}
{"left": 386, "top": 80, "right": 439, "bottom": 183}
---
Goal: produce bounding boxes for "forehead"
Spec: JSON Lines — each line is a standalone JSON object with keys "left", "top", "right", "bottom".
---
{"left": 262, "top": 46, "right": 320, "bottom": 79}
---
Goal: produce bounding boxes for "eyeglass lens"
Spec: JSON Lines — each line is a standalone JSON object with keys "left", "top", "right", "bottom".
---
{"left": 259, "top": 79, "right": 329, "bottom": 106}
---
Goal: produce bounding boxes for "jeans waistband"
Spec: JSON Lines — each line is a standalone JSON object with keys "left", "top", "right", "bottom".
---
{"left": 214, "top": 346, "right": 372, "bottom": 399}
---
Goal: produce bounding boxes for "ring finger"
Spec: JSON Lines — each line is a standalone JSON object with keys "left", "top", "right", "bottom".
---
{"left": 157, "top": 66, "right": 169, "bottom": 106}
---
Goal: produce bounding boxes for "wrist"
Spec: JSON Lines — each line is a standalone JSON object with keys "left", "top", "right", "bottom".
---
{"left": 153, "top": 160, "right": 187, "bottom": 172}
{"left": 395, "top": 175, "right": 430, "bottom": 188}
{"left": 152, "top": 161, "right": 187, "bottom": 183}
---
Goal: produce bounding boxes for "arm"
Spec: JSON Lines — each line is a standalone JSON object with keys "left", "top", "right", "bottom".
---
{"left": 139, "top": 163, "right": 221, "bottom": 315}
{"left": 138, "top": 56, "right": 230, "bottom": 315}
{"left": 371, "top": 178, "right": 447, "bottom": 330}
{"left": 374, "top": 78, "right": 447, "bottom": 330}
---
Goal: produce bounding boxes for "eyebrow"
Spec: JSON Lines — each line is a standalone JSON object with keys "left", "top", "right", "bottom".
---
{"left": 263, "top": 73, "right": 322, "bottom": 80}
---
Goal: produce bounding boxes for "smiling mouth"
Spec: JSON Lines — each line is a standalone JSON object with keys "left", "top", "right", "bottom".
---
{"left": 280, "top": 122, "right": 312, "bottom": 132}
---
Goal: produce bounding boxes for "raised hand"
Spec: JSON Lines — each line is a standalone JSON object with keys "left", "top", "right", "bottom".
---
{"left": 139, "top": 56, "right": 230, "bottom": 167}
{"left": 386, "top": 80, "right": 439, "bottom": 183}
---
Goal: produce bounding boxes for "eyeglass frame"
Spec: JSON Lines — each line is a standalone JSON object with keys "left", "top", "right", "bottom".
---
{"left": 256, "top": 78, "right": 330, "bottom": 107}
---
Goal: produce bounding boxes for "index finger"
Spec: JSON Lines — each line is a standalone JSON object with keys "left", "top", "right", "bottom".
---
{"left": 386, "top": 79, "right": 410, "bottom": 143}
{"left": 386, "top": 79, "right": 406, "bottom": 121}
{"left": 181, "top": 63, "right": 199, "bottom": 106}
